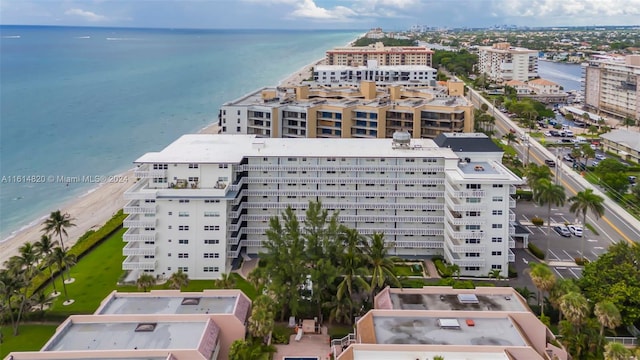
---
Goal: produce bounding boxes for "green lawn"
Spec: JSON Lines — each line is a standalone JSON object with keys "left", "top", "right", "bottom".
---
{"left": 45, "top": 228, "right": 127, "bottom": 317}
{"left": 393, "top": 264, "right": 423, "bottom": 277}
{"left": 1, "top": 323, "right": 59, "bottom": 358}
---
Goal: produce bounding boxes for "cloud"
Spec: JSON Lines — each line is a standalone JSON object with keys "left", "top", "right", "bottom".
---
{"left": 64, "top": 8, "right": 107, "bottom": 22}
{"left": 289, "top": 0, "right": 356, "bottom": 20}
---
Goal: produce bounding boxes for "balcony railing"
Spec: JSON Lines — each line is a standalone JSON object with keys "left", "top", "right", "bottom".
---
{"left": 509, "top": 210, "right": 516, "bottom": 222}
{"left": 243, "top": 176, "right": 445, "bottom": 185}
{"left": 445, "top": 222, "right": 485, "bottom": 240}
{"left": 446, "top": 188, "right": 486, "bottom": 198}
{"left": 134, "top": 168, "right": 167, "bottom": 178}
{"left": 239, "top": 164, "right": 445, "bottom": 172}
{"left": 509, "top": 185, "right": 517, "bottom": 195}
{"left": 123, "top": 179, "right": 157, "bottom": 200}
{"left": 445, "top": 209, "right": 485, "bottom": 226}
{"left": 509, "top": 197, "right": 516, "bottom": 208}
{"left": 508, "top": 249, "right": 515, "bottom": 262}
{"left": 509, "top": 238, "right": 516, "bottom": 248}
{"left": 447, "top": 242, "right": 486, "bottom": 254}
{"left": 122, "top": 256, "right": 157, "bottom": 270}
{"left": 123, "top": 214, "right": 156, "bottom": 228}
{"left": 123, "top": 242, "right": 156, "bottom": 256}
{"left": 123, "top": 228, "right": 156, "bottom": 242}
{"left": 124, "top": 200, "right": 156, "bottom": 214}
{"left": 445, "top": 196, "right": 485, "bottom": 212}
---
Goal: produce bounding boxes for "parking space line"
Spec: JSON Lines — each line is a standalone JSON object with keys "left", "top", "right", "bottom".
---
{"left": 562, "top": 250, "right": 574, "bottom": 261}
{"left": 521, "top": 215, "right": 530, "bottom": 222}
{"left": 548, "top": 249, "right": 561, "bottom": 260}
{"left": 591, "top": 251, "right": 600, "bottom": 258}
{"left": 568, "top": 268, "right": 581, "bottom": 279}
{"left": 553, "top": 268, "right": 565, "bottom": 279}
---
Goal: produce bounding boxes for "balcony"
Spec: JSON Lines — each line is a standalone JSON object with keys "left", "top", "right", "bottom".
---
{"left": 509, "top": 237, "right": 516, "bottom": 248}
{"left": 122, "top": 256, "right": 157, "bottom": 271}
{"left": 509, "top": 225, "right": 516, "bottom": 236}
{"left": 123, "top": 228, "right": 156, "bottom": 242}
{"left": 123, "top": 242, "right": 156, "bottom": 256}
{"left": 446, "top": 188, "right": 486, "bottom": 198}
{"left": 123, "top": 179, "right": 157, "bottom": 200}
{"left": 444, "top": 247, "right": 485, "bottom": 267}
{"left": 446, "top": 242, "right": 486, "bottom": 254}
{"left": 134, "top": 167, "right": 167, "bottom": 178}
{"left": 509, "top": 197, "right": 516, "bottom": 208}
{"left": 445, "top": 223, "right": 485, "bottom": 240}
{"left": 445, "top": 209, "right": 485, "bottom": 226}
{"left": 509, "top": 210, "right": 516, "bottom": 222}
{"left": 445, "top": 196, "right": 485, "bottom": 212}
{"left": 124, "top": 200, "right": 156, "bottom": 214}
{"left": 508, "top": 249, "right": 515, "bottom": 262}
{"left": 509, "top": 185, "right": 517, "bottom": 195}
{"left": 123, "top": 214, "right": 156, "bottom": 228}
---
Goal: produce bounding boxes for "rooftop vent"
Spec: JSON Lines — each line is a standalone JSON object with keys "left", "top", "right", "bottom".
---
{"left": 457, "top": 294, "right": 479, "bottom": 304}
{"left": 181, "top": 297, "right": 201, "bottom": 306}
{"left": 437, "top": 318, "right": 461, "bottom": 330}
{"left": 134, "top": 323, "right": 157, "bottom": 332}
{"left": 392, "top": 130, "right": 411, "bottom": 148}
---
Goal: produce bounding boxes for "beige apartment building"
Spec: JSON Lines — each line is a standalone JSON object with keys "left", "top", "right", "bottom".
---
{"left": 219, "top": 80, "right": 473, "bottom": 140}
{"left": 478, "top": 42, "right": 539, "bottom": 82}
{"left": 6, "top": 290, "right": 251, "bottom": 360}
{"left": 326, "top": 42, "right": 434, "bottom": 67}
{"left": 584, "top": 54, "right": 640, "bottom": 120}
{"left": 334, "top": 286, "right": 567, "bottom": 360}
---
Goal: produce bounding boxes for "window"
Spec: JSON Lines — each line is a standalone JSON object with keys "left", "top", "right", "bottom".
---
{"left": 466, "top": 184, "right": 481, "bottom": 189}
{"left": 204, "top": 239, "right": 220, "bottom": 244}
{"left": 178, "top": 253, "right": 189, "bottom": 258}
{"left": 214, "top": 267, "right": 220, "bottom": 272}
{"left": 492, "top": 184, "right": 503, "bottom": 188}
{"left": 492, "top": 210, "right": 503, "bottom": 215}
{"left": 188, "top": 163, "right": 199, "bottom": 169}
{"left": 153, "top": 164, "right": 168, "bottom": 170}
{"left": 492, "top": 196, "right": 503, "bottom": 202}
{"left": 204, "top": 225, "right": 220, "bottom": 231}
{"left": 491, "top": 237, "right": 503, "bottom": 243}
{"left": 466, "top": 198, "right": 481, "bottom": 203}
{"left": 153, "top": 177, "right": 167, "bottom": 183}
{"left": 178, "top": 225, "right": 189, "bottom": 231}
{"left": 465, "top": 239, "right": 480, "bottom": 244}
{"left": 179, "top": 199, "right": 190, "bottom": 203}
{"left": 214, "top": 253, "right": 220, "bottom": 258}
{"left": 168, "top": 212, "right": 172, "bottom": 215}
{"left": 203, "top": 267, "right": 215, "bottom": 272}
{"left": 465, "top": 225, "right": 481, "bottom": 230}
{"left": 236, "top": 127, "right": 241, "bottom": 132}
{"left": 178, "top": 212, "right": 189, "bottom": 217}
{"left": 178, "top": 267, "right": 188, "bottom": 272}
{"left": 465, "top": 253, "right": 480, "bottom": 257}
{"left": 204, "top": 199, "right": 220, "bottom": 203}
{"left": 491, "top": 251, "right": 503, "bottom": 256}
{"left": 218, "top": 164, "right": 229, "bottom": 168}
{"left": 492, "top": 264, "right": 503, "bottom": 269}
{"left": 465, "top": 266, "right": 480, "bottom": 271}
{"left": 492, "top": 224, "right": 503, "bottom": 229}
{"left": 204, "top": 211, "right": 220, "bottom": 217}
{"left": 204, "top": 253, "right": 215, "bottom": 258}
{"left": 188, "top": 177, "right": 199, "bottom": 182}
{"left": 466, "top": 211, "right": 480, "bottom": 217}
{"left": 178, "top": 239, "right": 189, "bottom": 244}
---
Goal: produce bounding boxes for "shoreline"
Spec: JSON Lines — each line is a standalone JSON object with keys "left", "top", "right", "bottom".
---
{"left": 0, "top": 51, "right": 319, "bottom": 265}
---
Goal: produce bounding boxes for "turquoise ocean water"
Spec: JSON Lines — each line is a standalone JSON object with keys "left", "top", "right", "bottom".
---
{"left": 0, "top": 25, "right": 362, "bottom": 240}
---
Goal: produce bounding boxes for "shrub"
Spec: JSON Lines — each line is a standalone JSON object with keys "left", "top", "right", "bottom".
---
{"left": 574, "top": 257, "right": 590, "bottom": 266}
{"left": 531, "top": 217, "right": 544, "bottom": 226}
{"left": 528, "top": 243, "right": 545, "bottom": 260}
{"left": 452, "top": 280, "right": 475, "bottom": 289}
{"left": 434, "top": 259, "right": 452, "bottom": 277}
{"left": 516, "top": 189, "right": 533, "bottom": 201}
{"left": 508, "top": 265, "right": 518, "bottom": 278}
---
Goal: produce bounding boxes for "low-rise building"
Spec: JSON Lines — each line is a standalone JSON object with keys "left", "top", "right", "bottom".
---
{"left": 334, "top": 287, "right": 567, "bottom": 360}
{"left": 121, "top": 133, "right": 521, "bottom": 280}
{"left": 600, "top": 129, "right": 640, "bottom": 164}
{"left": 326, "top": 42, "right": 433, "bottom": 67}
{"left": 6, "top": 290, "right": 251, "bottom": 360}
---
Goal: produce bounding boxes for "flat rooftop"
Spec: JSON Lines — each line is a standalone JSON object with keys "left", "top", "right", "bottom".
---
{"left": 459, "top": 161, "right": 499, "bottom": 175}
{"left": 135, "top": 134, "right": 458, "bottom": 164}
{"left": 352, "top": 349, "right": 511, "bottom": 360}
{"left": 389, "top": 293, "right": 528, "bottom": 312}
{"left": 44, "top": 321, "right": 208, "bottom": 351}
{"left": 98, "top": 295, "right": 237, "bottom": 315}
{"left": 373, "top": 315, "right": 526, "bottom": 346}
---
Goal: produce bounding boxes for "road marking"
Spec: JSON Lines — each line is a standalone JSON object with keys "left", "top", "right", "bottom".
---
{"left": 548, "top": 249, "right": 562, "bottom": 260}
{"left": 587, "top": 239, "right": 598, "bottom": 242}
{"left": 593, "top": 246, "right": 604, "bottom": 250}
{"left": 569, "top": 268, "right": 581, "bottom": 279}
{"left": 562, "top": 250, "right": 574, "bottom": 261}
{"left": 553, "top": 268, "right": 565, "bottom": 279}
{"left": 522, "top": 258, "right": 529, "bottom": 264}
{"left": 521, "top": 215, "right": 530, "bottom": 222}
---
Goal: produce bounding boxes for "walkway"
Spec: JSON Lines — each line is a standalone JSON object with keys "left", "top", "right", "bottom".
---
{"left": 423, "top": 259, "right": 440, "bottom": 279}
{"left": 273, "top": 334, "right": 331, "bottom": 360}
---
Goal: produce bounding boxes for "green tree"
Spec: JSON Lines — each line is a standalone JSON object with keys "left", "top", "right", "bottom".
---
{"left": 604, "top": 342, "right": 631, "bottom": 360}
{"left": 569, "top": 189, "right": 605, "bottom": 261}
{"left": 588, "top": 125, "right": 599, "bottom": 135}
{"left": 213, "top": 272, "right": 236, "bottom": 289}
{"left": 248, "top": 295, "right": 275, "bottom": 343}
{"left": 594, "top": 300, "right": 622, "bottom": 347}
{"left": 363, "top": 233, "right": 400, "bottom": 297}
{"left": 336, "top": 228, "right": 369, "bottom": 322}
{"left": 168, "top": 270, "right": 189, "bottom": 290}
{"left": 528, "top": 263, "right": 556, "bottom": 317}
{"left": 580, "top": 143, "right": 596, "bottom": 168}
{"left": 560, "top": 291, "right": 590, "bottom": 328}
{"left": 595, "top": 159, "right": 630, "bottom": 195}
{"left": 42, "top": 210, "right": 76, "bottom": 253}
{"left": 621, "top": 116, "right": 636, "bottom": 129}
{"left": 6, "top": 243, "right": 39, "bottom": 335}
{"left": 524, "top": 163, "right": 552, "bottom": 189}
{"left": 549, "top": 278, "right": 580, "bottom": 322}
{"left": 514, "top": 286, "right": 536, "bottom": 304}
{"left": 532, "top": 179, "right": 566, "bottom": 258}
{"left": 0, "top": 269, "right": 22, "bottom": 334}
{"left": 51, "top": 246, "right": 76, "bottom": 289}
{"left": 503, "top": 132, "right": 517, "bottom": 145}
{"left": 323, "top": 295, "right": 354, "bottom": 325}
{"left": 136, "top": 273, "right": 156, "bottom": 292}
{"left": 34, "top": 234, "right": 59, "bottom": 296}
{"left": 580, "top": 242, "right": 640, "bottom": 326}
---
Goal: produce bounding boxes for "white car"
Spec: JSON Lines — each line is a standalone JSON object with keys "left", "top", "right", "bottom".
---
{"left": 595, "top": 154, "right": 606, "bottom": 160}
{"left": 567, "top": 225, "right": 583, "bottom": 237}
{"left": 544, "top": 131, "right": 552, "bottom": 137}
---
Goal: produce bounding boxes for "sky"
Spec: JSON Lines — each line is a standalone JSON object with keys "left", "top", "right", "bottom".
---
{"left": 1, "top": 0, "right": 639, "bottom": 30}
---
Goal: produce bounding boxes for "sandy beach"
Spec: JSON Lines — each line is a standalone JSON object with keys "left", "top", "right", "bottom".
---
{"left": 0, "top": 58, "right": 314, "bottom": 266}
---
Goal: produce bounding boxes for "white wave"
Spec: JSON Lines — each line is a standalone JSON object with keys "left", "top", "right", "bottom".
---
{"left": 106, "top": 37, "right": 143, "bottom": 41}
{"left": 2, "top": 35, "right": 21, "bottom": 39}
{"left": 75, "top": 36, "right": 91, "bottom": 39}
{"left": 1, "top": 215, "right": 48, "bottom": 243}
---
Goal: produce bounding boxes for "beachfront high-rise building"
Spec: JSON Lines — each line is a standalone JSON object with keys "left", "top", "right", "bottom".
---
{"left": 121, "top": 133, "right": 521, "bottom": 280}
{"left": 312, "top": 61, "right": 437, "bottom": 88}
{"left": 584, "top": 54, "right": 640, "bottom": 121}
{"left": 218, "top": 80, "right": 473, "bottom": 140}
{"left": 478, "top": 42, "right": 538, "bottom": 82}
{"left": 332, "top": 286, "right": 568, "bottom": 360}
{"left": 326, "top": 42, "right": 434, "bottom": 67}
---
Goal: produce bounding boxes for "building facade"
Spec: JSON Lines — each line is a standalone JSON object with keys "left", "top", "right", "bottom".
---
{"left": 313, "top": 62, "right": 437, "bottom": 88}
{"left": 218, "top": 80, "right": 473, "bottom": 140}
{"left": 121, "top": 133, "right": 521, "bottom": 280}
{"left": 478, "top": 42, "right": 538, "bottom": 82}
{"left": 600, "top": 129, "right": 640, "bottom": 164}
{"left": 326, "top": 42, "right": 433, "bottom": 67}
{"left": 584, "top": 54, "right": 640, "bottom": 120}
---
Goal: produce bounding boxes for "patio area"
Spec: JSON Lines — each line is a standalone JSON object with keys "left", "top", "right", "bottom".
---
{"left": 273, "top": 333, "right": 332, "bottom": 360}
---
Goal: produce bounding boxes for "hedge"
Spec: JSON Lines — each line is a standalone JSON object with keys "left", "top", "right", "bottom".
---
{"left": 531, "top": 217, "right": 544, "bottom": 226}
{"left": 433, "top": 259, "right": 452, "bottom": 277}
{"left": 528, "top": 243, "right": 545, "bottom": 260}
{"left": 515, "top": 189, "right": 533, "bottom": 201}
{"left": 29, "top": 209, "right": 127, "bottom": 295}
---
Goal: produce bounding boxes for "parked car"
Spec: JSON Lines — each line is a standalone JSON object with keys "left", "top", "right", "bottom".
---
{"left": 550, "top": 130, "right": 560, "bottom": 137}
{"left": 565, "top": 130, "right": 574, "bottom": 137}
{"left": 544, "top": 159, "right": 556, "bottom": 167}
{"left": 563, "top": 154, "right": 574, "bottom": 161}
{"left": 544, "top": 131, "right": 552, "bottom": 137}
{"left": 553, "top": 225, "right": 571, "bottom": 237}
{"left": 592, "top": 160, "right": 600, "bottom": 167}
{"left": 567, "top": 225, "right": 583, "bottom": 237}
{"left": 595, "top": 154, "right": 606, "bottom": 160}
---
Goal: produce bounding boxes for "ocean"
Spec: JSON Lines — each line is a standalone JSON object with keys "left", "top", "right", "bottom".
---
{"left": 537, "top": 60, "right": 583, "bottom": 92}
{"left": 0, "top": 25, "right": 363, "bottom": 240}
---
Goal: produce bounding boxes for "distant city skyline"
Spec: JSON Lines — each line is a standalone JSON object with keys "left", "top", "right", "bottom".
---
{"left": 1, "top": 0, "right": 639, "bottom": 30}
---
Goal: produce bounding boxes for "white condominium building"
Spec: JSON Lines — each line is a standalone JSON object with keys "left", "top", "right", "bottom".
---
{"left": 313, "top": 61, "right": 437, "bottom": 88}
{"left": 326, "top": 42, "right": 434, "bottom": 67}
{"left": 122, "top": 133, "right": 521, "bottom": 280}
{"left": 478, "top": 42, "right": 538, "bottom": 82}
{"left": 584, "top": 54, "right": 640, "bottom": 120}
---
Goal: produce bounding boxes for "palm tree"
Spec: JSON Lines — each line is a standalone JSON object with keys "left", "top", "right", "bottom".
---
{"left": 532, "top": 179, "right": 566, "bottom": 257}
{"left": 621, "top": 116, "right": 636, "bottom": 129}
{"left": 569, "top": 189, "right": 605, "bottom": 261}
{"left": 336, "top": 228, "right": 369, "bottom": 321}
{"left": 213, "top": 272, "right": 236, "bottom": 289}
{"left": 488, "top": 269, "right": 503, "bottom": 283}
{"left": 363, "top": 233, "right": 400, "bottom": 297}
{"left": 136, "top": 273, "right": 156, "bottom": 292}
{"left": 549, "top": 278, "right": 580, "bottom": 322}
{"left": 514, "top": 286, "right": 536, "bottom": 304}
{"left": 449, "top": 264, "right": 461, "bottom": 280}
{"left": 34, "top": 234, "right": 59, "bottom": 295}
{"left": 42, "top": 210, "right": 76, "bottom": 252}
{"left": 595, "top": 301, "right": 622, "bottom": 347}
{"left": 503, "top": 132, "right": 517, "bottom": 145}
{"left": 528, "top": 263, "right": 556, "bottom": 317}
{"left": 604, "top": 342, "right": 630, "bottom": 360}
{"left": 560, "top": 291, "right": 589, "bottom": 328}
{"left": 524, "top": 163, "right": 551, "bottom": 189}
{"left": 0, "top": 269, "right": 21, "bottom": 333}
{"left": 323, "top": 295, "right": 354, "bottom": 325}
{"left": 168, "top": 270, "right": 189, "bottom": 290}
{"left": 51, "top": 247, "right": 76, "bottom": 302}
{"left": 248, "top": 295, "right": 275, "bottom": 343}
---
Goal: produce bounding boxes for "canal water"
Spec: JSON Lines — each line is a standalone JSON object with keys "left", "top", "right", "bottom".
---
{"left": 537, "top": 60, "right": 583, "bottom": 92}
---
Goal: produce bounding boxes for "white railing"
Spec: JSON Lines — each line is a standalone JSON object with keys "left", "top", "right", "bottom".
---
{"left": 243, "top": 177, "right": 445, "bottom": 185}
{"left": 123, "top": 200, "right": 156, "bottom": 214}
{"left": 445, "top": 210, "right": 485, "bottom": 226}
{"left": 243, "top": 189, "right": 444, "bottom": 198}
{"left": 509, "top": 210, "right": 516, "bottom": 222}
{"left": 509, "top": 225, "right": 516, "bottom": 236}
{"left": 446, "top": 187, "right": 486, "bottom": 198}
{"left": 122, "top": 256, "right": 157, "bottom": 270}
{"left": 234, "top": 214, "right": 444, "bottom": 224}
{"left": 239, "top": 164, "right": 445, "bottom": 172}
{"left": 509, "top": 238, "right": 516, "bottom": 248}
{"left": 123, "top": 214, "right": 156, "bottom": 228}
{"left": 332, "top": 333, "right": 357, "bottom": 359}
{"left": 244, "top": 202, "right": 445, "bottom": 211}
{"left": 394, "top": 241, "right": 444, "bottom": 248}
{"left": 509, "top": 197, "right": 516, "bottom": 208}
{"left": 123, "top": 229, "right": 156, "bottom": 242}
{"left": 445, "top": 196, "right": 485, "bottom": 212}
{"left": 605, "top": 337, "right": 638, "bottom": 346}
{"left": 123, "top": 243, "right": 156, "bottom": 256}
{"left": 134, "top": 169, "right": 167, "bottom": 178}
{"left": 445, "top": 222, "right": 485, "bottom": 240}
{"left": 508, "top": 249, "right": 515, "bottom": 262}
{"left": 123, "top": 179, "right": 157, "bottom": 200}
{"left": 447, "top": 243, "right": 486, "bottom": 254}
{"left": 509, "top": 185, "right": 517, "bottom": 195}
